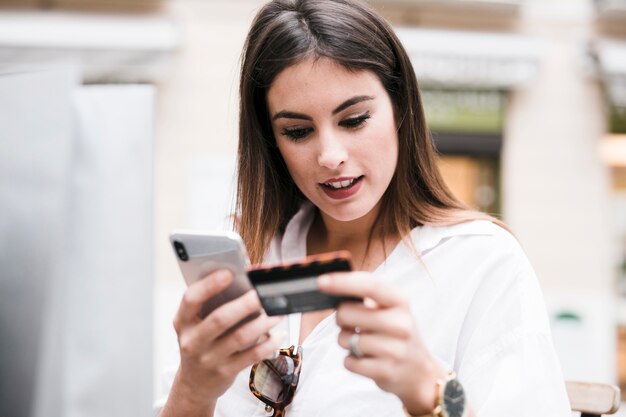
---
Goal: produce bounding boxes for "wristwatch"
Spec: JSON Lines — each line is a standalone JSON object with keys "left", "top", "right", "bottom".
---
{"left": 404, "top": 372, "right": 466, "bottom": 417}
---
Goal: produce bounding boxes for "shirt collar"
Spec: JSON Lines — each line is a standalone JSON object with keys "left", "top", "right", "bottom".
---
{"left": 412, "top": 220, "right": 496, "bottom": 255}
{"left": 280, "top": 201, "right": 496, "bottom": 258}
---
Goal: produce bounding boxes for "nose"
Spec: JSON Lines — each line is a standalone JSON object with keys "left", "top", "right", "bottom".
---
{"left": 317, "top": 130, "right": 347, "bottom": 169}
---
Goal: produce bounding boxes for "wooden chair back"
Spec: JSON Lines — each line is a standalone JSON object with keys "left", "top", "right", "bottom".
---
{"left": 566, "top": 381, "right": 621, "bottom": 416}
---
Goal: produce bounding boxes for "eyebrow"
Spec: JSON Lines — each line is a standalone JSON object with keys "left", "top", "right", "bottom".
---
{"left": 272, "top": 95, "right": 375, "bottom": 121}
{"left": 272, "top": 111, "right": 312, "bottom": 121}
{"left": 332, "top": 95, "right": 374, "bottom": 115}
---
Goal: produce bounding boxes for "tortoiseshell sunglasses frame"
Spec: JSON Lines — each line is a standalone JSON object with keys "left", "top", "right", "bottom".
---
{"left": 249, "top": 345, "right": 303, "bottom": 417}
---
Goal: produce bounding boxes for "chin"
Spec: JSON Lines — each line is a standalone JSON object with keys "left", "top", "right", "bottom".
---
{"left": 319, "top": 200, "right": 378, "bottom": 223}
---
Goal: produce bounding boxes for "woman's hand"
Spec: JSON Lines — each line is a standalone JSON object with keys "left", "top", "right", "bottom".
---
{"left": 164, "top": 269, "right": 283, "bottom": 415}
{"left": 317, "top": 272, "right": 448, "bottom": 415}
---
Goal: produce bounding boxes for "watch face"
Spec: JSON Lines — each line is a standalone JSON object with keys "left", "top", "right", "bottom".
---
{"left": 442, "top": 378, "right": 465, "bottom": 417}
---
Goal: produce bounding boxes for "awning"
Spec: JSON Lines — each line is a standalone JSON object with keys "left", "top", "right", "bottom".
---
{"left": 0, "top": 11, "right": 180, "bottom": 83}
{"left": 395, "top": 27, "right": 542, "bottom": 89}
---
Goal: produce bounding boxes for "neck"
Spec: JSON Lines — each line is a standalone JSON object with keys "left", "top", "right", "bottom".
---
{"left": 307, "top": 202, "right": 393, "bottom": 271}
{"left": 322, "top": 202, "right": 381, "bottom": 243}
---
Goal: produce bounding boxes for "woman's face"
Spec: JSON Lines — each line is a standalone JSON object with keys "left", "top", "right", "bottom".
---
{"left": 266, "top": 57, "right": 399, "bottom": 223}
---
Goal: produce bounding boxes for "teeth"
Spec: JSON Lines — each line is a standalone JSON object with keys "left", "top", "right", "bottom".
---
{"left": 325, "top": 178, "right": 357, "bottom": 189}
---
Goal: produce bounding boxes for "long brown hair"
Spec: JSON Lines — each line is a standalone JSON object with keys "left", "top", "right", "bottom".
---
{"left": 237, "top": 0, "right": 498, "bottom": 263}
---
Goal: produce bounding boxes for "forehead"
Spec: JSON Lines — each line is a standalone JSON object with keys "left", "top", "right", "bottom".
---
{"left": 266, "top": 57, "right": 385, "bottom": 113}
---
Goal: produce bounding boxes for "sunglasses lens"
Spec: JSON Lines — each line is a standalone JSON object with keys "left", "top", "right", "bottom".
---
{"left": 253, "top": 355, "right": 296, "bottom": 402}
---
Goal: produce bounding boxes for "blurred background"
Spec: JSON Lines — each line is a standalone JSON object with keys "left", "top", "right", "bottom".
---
{"left": 1, "top": 0, "right": 626, "bottom": 415}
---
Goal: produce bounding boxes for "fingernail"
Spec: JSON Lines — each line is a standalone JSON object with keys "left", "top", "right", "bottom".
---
{"left": 256, "top": 333, "right": 270, "bottom": 344}
{"left": 214, "top": 270, "right": 231, "bottom": 285}
{"left": 318, "top": 275, "right": 331, "bottom": 288}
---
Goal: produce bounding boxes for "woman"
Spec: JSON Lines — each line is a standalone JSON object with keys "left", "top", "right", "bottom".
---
{"left": 157, "top": 0, "right": 571, "bottom": 416}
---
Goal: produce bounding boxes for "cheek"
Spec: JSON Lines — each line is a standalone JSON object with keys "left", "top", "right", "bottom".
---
{"left": 277, "top": 144, "right": 309, "bottom": 181}
{"left": 368, "top": 124, "right": 399, "bottom": 165}
{"left": 384, "top": 119, "right": 400, "bottom": 161}
{"left": 373, "top": 138, "right": 399, "bottom": 184}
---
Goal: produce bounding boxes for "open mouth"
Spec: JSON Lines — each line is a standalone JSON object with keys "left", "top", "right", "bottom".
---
{"left": 320, "top": 175, "right": 364, "bottom": 190}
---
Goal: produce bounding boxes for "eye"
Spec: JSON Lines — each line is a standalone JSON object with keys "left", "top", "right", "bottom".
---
{"left": 281, "top": 127, "right": 313, "bottom": 141}
{"left": 339, "top": 111, "right": 370, "bottom": 129}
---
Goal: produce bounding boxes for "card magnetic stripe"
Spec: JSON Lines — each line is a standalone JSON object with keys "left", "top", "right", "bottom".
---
{"left": 247, "top": 255, "right": 352, "bottom": 284}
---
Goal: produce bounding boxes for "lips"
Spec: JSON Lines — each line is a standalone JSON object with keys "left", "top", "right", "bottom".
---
{"left": 319, "top": 175, "right": 364, "bottom": 200}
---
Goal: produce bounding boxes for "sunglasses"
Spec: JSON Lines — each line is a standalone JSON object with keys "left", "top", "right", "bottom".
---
{"left": 249, "top": 345, "right": 303, "bottom": 417}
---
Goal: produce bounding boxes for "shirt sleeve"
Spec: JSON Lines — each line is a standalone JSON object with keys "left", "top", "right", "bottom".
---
{"left": 456, "top": 254, "right": 571, "bottom": 417}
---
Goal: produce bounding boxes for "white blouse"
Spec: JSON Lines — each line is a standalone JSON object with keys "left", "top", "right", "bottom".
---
{"left": 156, "top": 202, "right": 572, "bottom": 416}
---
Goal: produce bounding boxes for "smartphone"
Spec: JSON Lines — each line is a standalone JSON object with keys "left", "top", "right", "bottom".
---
{"left": 169, "top": 230, "right": 260, "bottom": 323}
{"left": 248, "top": 251, "right": 362, "bottom": 316}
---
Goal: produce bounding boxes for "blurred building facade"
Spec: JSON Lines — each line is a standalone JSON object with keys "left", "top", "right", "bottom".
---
{"left": 2, "top": 0, "right": 626, "bottom": 411}
{"left": 371, "top": 0, "right": 626, "bottom": 391}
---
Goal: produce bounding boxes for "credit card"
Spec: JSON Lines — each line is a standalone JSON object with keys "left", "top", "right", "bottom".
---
{"left": 247, "top": 251, "right": 362, "bottom": 316}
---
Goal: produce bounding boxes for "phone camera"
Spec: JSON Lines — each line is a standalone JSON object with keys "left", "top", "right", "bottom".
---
{"left": 173, "top": 241, "right": 189, "bottom": 261}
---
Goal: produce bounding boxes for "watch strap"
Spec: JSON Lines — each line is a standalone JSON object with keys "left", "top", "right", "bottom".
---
{"left": 403, "top": 372, "right": 457, "bottom": 417}
{"left": 403, "top": 405, "right": 442, "bottom": 417}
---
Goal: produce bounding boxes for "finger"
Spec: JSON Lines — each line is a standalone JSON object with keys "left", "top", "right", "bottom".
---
{"left": 174, "top": 269, "right": 234, "bottom": 330}
{"left": 335, "top": 303, "right": 413, "bottom": 339}
{"left": 338, "top": 330, "right": 408, "bottom": 360}
{"left": 213, "top": 314, "right": 284, "bottom": 356}
{"left": 317, "top": 272, "right": 406, "bottom": 308}
{"left": 197, "top": 289, "right": 263, "bottom": 340}
{"left": 343, "top": 356, "right": 397, "bottom": 384}
{"left": 224, "top": 329, "right": 285, "bottom": 374}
